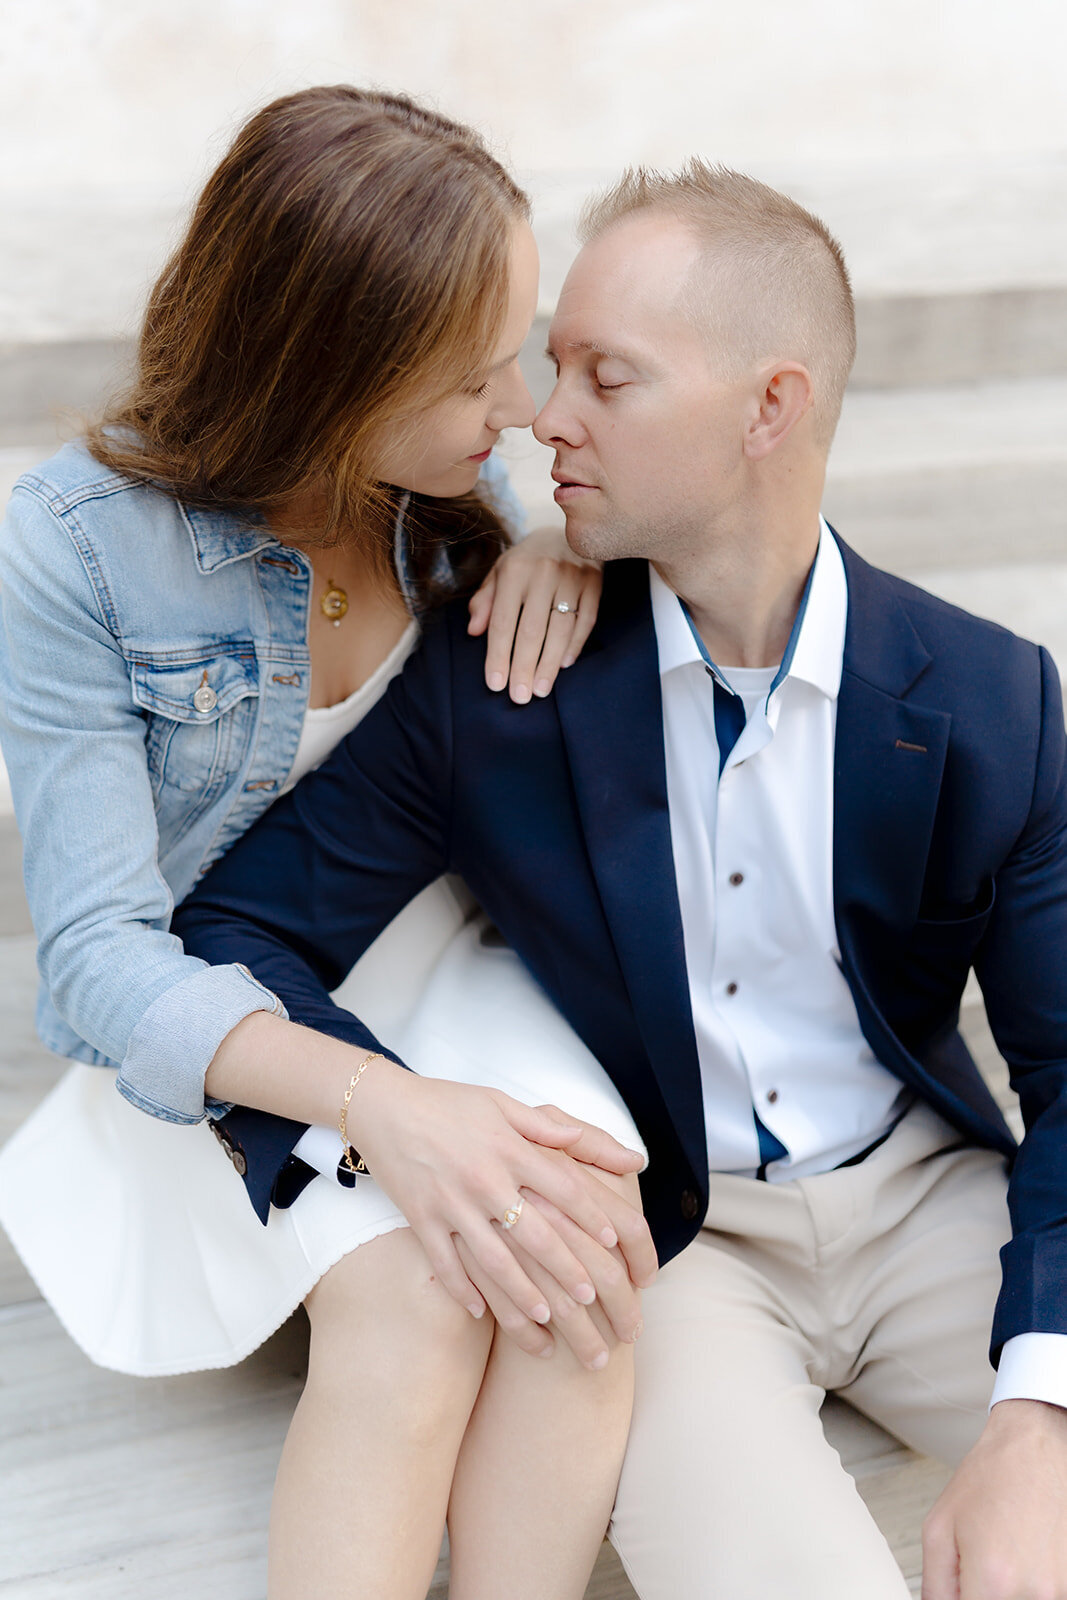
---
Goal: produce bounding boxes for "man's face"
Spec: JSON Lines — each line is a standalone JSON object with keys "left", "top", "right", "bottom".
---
{"left": 535, "top": 213, "right": 752, "bottom": 566}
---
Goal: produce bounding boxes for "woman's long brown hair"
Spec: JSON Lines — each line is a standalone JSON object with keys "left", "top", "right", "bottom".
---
{"left": 86, "top": 86, "right": 531, "bottom": 606}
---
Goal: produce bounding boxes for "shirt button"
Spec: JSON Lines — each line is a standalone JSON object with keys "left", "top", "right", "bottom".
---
{"left": 193, "top": 684, "right": 218, "bottom": 714}
{"left": 767, "top": 1089, "right": 779, "bottom": 1105}
{"left": 680, "top": 1188, "right": 701, "bottom": 1221}
{"left": 725, "top": 981, "right": 738, "bottom": 996}
{"left": 729, "top": 872, "right": 744, "bottom": 887}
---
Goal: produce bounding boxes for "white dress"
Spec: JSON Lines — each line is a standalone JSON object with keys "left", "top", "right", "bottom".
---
{"left": 0, "top": 630, "right": 644, "bottom": 1376}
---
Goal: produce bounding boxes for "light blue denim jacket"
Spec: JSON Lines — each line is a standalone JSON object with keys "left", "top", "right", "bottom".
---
{"left": 0, "top": 440, "right": 523, "bottom": 1123}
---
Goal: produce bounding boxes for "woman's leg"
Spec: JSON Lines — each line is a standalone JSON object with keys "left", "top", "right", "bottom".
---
{"left": 268, "top": 1224, "right": 494, "bottom": 1600}
{"left": 446, "top": 1174, "right": 641, "bottom": 1600}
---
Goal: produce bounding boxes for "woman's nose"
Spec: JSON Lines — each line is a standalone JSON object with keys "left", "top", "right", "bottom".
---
{"left": 492, "top": 363, "right": 537, "bottom": 431}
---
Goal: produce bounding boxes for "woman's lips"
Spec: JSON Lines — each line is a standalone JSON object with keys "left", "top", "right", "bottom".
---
{"left": 468, "top": 448, "right": 493, "bottom": 463}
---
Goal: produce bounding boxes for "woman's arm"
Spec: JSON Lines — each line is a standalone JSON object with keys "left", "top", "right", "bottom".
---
{"left": 176, "top": 641, "right": 654, "bottom": 1360}
{"left": 0, "top": 482, "right": 280, "bottom": 1122}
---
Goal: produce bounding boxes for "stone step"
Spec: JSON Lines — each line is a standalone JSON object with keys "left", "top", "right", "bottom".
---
{"left": 824, "top": 376, "right": 1067, "bottom": 572}
{"left": 2, "top": 370, "right": 1065, "bottom": 822}
{"left": 2, "top": 159, "right": 1065, "bottom": 445}
{"left": 529, "top": 157, "right": 1067, "bottom": 389}
{"left": 501, "top": 372, "right": 1067, "bottom": 671}
{"left": 4, "top": 273, "right": 1066, "bottom": 449}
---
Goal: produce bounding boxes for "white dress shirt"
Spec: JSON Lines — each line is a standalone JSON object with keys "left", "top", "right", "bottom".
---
{"left": 649, "top": 518, "right": 1062, "bottom": 1408}
{"left": 651, "top": 524, "right": 910, "bottom": 1182}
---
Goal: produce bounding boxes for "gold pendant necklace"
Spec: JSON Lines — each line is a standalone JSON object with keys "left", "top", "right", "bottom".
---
{"left": 320, "top": 578, "right": 348, "bottom": 628}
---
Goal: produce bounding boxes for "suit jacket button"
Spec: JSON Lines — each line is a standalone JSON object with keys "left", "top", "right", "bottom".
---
{"left": 232, "top": 1148, "right": 248, "bottom": 1177}
{"left": 680, "top": 1188, "right": 701, "bottom": 1220}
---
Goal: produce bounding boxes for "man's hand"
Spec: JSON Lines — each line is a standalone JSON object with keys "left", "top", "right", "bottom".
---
{"left": 923, "top": 1399, "right": 1067, "bottom": 1598}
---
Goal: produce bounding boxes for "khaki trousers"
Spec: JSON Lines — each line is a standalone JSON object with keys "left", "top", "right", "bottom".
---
{"left": 609, "top": 1102, "right": 1012, "bottom": 1600}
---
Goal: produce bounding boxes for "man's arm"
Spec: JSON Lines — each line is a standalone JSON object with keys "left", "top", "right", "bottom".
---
{"left": 923, "top": 645, "right": 1067, "bottom": 1597}
{"left": 175, "top": 615, "right": 654, "bottom": 1365}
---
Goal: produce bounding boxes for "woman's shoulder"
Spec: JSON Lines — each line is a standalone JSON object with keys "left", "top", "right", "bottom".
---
{"left": 8, "top": 440, "right": 276, "bottom": 579}
{"left": 10, "top": 438, "right": 188, "bottom": 544}
{"left": 3, "top": 441, "right": 283, "bottom": 653}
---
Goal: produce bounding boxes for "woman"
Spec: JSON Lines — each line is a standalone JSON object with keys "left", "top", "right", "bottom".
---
{"left": 0, "top": 87, "right": 649, "bottom": 1599}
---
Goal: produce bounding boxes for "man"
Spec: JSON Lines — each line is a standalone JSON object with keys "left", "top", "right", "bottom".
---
{"left": 178, "top": 165, "right": 1067, "bottom": 1597}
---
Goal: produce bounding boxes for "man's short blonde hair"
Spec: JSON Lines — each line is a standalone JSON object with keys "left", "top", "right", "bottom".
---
{"left": 580, "top": 162, "right": 856, "bottom": 446}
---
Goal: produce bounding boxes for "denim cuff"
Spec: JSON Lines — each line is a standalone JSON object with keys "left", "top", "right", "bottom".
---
{"left": 117, "top": 962, "right": 286, "bottom": 1124}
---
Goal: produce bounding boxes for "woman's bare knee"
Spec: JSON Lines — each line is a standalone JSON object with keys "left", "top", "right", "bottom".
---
{"left": 305, "top": 1225, "right": 494, "bottom": 1418}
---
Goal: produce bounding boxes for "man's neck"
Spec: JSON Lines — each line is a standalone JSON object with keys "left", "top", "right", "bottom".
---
{"left": 653, "top": 514, "right": 823, "bottom": 670}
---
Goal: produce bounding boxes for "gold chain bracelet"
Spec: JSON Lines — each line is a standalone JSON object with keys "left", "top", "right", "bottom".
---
{"left": 338, "top": 1052, "right": 384, "bottom": 1176}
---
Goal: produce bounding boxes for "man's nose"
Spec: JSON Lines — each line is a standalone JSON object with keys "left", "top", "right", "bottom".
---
{"left": 533, "top": 381, "right": 580, "bottom": 448}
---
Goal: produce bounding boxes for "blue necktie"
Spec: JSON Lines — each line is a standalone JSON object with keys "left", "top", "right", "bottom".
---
{"left": 709, "top": 670, "right": 789, "bottom": 1175}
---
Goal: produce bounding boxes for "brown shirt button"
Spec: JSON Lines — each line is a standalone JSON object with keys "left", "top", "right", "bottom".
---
{"left": 725, "top": 981, "right": 738, "bottom": 996}
{"left": 767, "top": 1089, "right": 779, "bottom": 1105}
{"left": 680, "top": 1188, "right": 701, "bottom": 1221}
{"left": 729, "top": 872, "right": 744, "bottom": 886}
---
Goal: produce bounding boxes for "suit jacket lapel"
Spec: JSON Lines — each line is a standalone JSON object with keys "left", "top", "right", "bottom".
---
{"left": 833, "top": 538, "right": 952, "bottom": 932}
{"left": 554, "top": 562, "right": 707, "bottom": 1176}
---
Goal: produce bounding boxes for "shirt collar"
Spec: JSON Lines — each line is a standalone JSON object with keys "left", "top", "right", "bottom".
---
{"left": 650, "top": 517, "right": 846, "bottom": 703}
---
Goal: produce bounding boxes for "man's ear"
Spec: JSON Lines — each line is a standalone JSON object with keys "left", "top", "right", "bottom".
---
{"left": 744, "top": 363, "right": 814, "bottom": 460}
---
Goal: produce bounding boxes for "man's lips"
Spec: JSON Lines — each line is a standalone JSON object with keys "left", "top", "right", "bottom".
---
{"left": 551, "top": 469, "right": 599, "bottom": 505}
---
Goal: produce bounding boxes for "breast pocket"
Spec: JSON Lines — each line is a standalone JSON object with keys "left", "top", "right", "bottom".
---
{"left": 131, "top": 650, "right": 260, "bottom": 846}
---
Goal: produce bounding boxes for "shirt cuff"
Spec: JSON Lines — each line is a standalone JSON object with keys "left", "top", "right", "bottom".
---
{"left": 293, "top": 1123, "right": 347, "bottom": 1183}
{"left": 990, "top": 1333, "right": 1067, "bottom": 1412}
{"left": 116, "top": 962, "right": 286, "bottom": 1124}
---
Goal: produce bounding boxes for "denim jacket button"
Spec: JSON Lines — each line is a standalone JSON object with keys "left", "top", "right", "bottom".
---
{"left": 193, "top": 684, "right": 218, "bottom": 713}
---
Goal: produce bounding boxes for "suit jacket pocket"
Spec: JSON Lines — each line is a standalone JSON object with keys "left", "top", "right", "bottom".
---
{"left": 889, "top": 881, "right": 997, "bottom": 1050}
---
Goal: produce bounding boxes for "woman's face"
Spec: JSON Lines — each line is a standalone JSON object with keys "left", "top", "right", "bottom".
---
{"left": 370, "top": 220, "right": 540, "bottom": 497}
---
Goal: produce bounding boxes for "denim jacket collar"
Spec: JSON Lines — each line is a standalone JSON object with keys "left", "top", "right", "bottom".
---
{"left": 181, "top": 503, "right": 280, "bottom": 574}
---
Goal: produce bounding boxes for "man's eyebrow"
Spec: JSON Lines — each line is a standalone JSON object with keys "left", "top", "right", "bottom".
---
{"left": 543, "top": 338, "right": 636, "bottom": 364}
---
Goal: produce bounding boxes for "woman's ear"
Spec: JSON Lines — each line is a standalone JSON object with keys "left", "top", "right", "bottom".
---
{"left": 744, "top": 363, "right": 814, "bottom": 460}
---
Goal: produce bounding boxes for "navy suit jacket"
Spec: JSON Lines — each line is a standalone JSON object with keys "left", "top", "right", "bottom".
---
{"left": 175, "top": 537, "right": 1067, "bottom": 1362}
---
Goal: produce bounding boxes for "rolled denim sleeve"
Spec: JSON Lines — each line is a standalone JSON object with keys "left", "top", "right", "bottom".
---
{"left": 120, "top": 962, "right": 285, "bottom": 1121}
{"left": 0, "top": 482, "right": 279, "bottom": 1121}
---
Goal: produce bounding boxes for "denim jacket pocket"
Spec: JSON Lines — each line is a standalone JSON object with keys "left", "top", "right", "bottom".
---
{"left": 131, "top": 649, "right": 260, "bottom": 849}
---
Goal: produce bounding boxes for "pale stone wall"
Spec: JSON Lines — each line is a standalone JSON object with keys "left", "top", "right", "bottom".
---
{"left": 3, "top": 0, "right": 1065, "bottom": 200}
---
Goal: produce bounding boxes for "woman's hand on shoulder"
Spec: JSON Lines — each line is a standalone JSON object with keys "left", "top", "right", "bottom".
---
{"left": 467, "top": 524, "right": 602, "bottom": 703}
